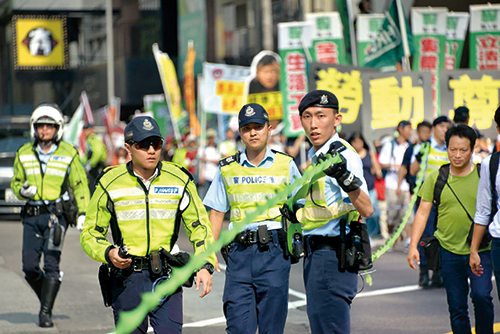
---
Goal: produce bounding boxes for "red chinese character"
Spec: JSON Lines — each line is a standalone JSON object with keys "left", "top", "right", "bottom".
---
{"left": 419, "top": 55, "right": 438, "bottom": 70}
{"left": 420, "top": 37, "right": 439, "bottom": 53}
{"left": 291, "top": 114, "right": 302, "bottom": 130}
{"left": 286, "top": 53, "right": 306, "bottom": 72}
{"left": 288, "top": 93, "right": 305, "bottom": 111}
{"left": 315, "top": 42, "right": 338, "bottom": 64}
{"left": 288, "top": 73, "right": 306, "bottom": 91}
{"left": 477, "top": 35, "right": 500, "bottom": 70}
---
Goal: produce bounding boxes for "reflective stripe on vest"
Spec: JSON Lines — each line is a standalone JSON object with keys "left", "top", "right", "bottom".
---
{"left": 424, "top": 144, "right": 449, "bottom": 179}
{"left": 221, "top": 153, "right": 291, "bottom": 224}
{"left": 299, "top": 175, "right": 355, "bottom": 230}
{"left": 104, "top": 172, "right": 184, "bottom": 256}
{"left": 18, "top": 148, "right": 74, "bottom": 201}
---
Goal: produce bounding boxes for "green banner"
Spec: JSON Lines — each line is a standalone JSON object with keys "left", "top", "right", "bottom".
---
{"left": 444, "top": 12, "right": 469, "bottom": 70}
{"left": 306, "top": 12, "right": 348, "bottom": 65}
{"left": 469, "top": 4, "right": 500, "bottom": 70}
{"left": 277, "top": 22, "right": 312, "bottom": 137}
{"left": 364, "top": 0, "right": 414, "bottom": 72}
{"left": 411, "top": 7, "right": 447, "bottom": 117}
{"left": 356, "top": 14, "right": 385, "bottom": 67}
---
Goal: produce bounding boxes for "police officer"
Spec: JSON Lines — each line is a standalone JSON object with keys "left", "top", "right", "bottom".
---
{"left": 81, "top": 123, "right": 107, "bottom": 195}
{"left": 80, "top": 116, "right": 216, "bottom": 334}
{"left": 203, "top": 103, "right": 301, "bottom": 334}
{"left": 293, "top": 90, "right": 373, "bottom": 333}
{"left": 11, "top": 103, "right": 90, "bottom": 328}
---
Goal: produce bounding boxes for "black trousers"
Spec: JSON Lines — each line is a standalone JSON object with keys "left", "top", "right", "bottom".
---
{"left": 22, "top": 213, "right": 67, "bottom": 281}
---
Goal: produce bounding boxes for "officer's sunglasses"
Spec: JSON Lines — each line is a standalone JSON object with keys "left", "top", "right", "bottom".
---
{"left": 131, "top": 137, "right": 163, "bottom": 151}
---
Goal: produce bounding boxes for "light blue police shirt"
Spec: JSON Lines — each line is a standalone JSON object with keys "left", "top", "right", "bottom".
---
{"left": 203, "top": 147, "right": 302, "bottom": 231}
{"left": 303, "top": 133, "right": 369, "bottom": 237}
{"left": 475, "top": 154, "right": 500, "bottom": 238}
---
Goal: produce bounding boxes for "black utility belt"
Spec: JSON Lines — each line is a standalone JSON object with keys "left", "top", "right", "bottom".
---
{"left": 233, "top": 228, "right": 280, "bottom": 245}
{"left": 130, "top": 256, "right": 153, "bottom": 272}
{"left": 24, "top": 204, "right": 58, "bottom": 216}
{"left": 306, "top": 235, "right": 345, "bottom": 253}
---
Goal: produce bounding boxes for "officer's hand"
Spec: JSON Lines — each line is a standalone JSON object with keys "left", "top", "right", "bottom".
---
{"left": 109, "top": 247, "right": 132, "bottom": 269}
{"left": 196, "top": 268, "right": 213, "bottom": 298}
{"left": 280, "top": 203, "right": 298, "bottom": 224}
{"left": 20, "top": 181, "right": 37, "bottom": 198}
{"left": 407, "top": 245, "right": 420, "bottom": 270}
{"left": 319, "top": 153, "right": 362, "bottom": 193}
{"left": 77, "top": 214, "right": 86, "bottom": 231}
{"left": 470, "top": 251, "right": 483, "bottom": 277}
{"left": 415, "top": 151, "right": 423, "bottom": 163}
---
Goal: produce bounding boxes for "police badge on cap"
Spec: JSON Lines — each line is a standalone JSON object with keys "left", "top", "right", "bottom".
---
{"left": 298, "top": 90, "right": 340, "bottom": 116}
{"left": 238, "top": 103, "right": 269, "bottom": 128}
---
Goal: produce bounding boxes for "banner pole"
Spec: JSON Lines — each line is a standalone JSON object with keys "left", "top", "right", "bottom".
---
{"left": 346, "top": 0, "right": 358, "bottom": 66}
{"left": 396, "top": 0, "right": 411, "bottom": 72}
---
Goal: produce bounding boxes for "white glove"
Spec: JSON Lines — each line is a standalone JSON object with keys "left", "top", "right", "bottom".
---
{"left": 77, "top": 215, "right": 86, "bottom": 231}
{"left": 20, "top": 181, "right": 37, "bottom": 198}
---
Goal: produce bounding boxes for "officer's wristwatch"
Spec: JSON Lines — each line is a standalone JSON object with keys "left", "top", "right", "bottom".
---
{"left": 200, "top": 262, "right": 215, "bottom": 275}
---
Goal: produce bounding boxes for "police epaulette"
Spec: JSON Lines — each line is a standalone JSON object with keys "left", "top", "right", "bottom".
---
{"left": 330, "top": 141, "right": 347, "bottom": 153}
{"left": 178, "top": 165, "right": 194, "bottom": 181}
{"left": 219, "top": 153, "right": 239, "bottom": 167}
{"left": 271, "top": 149, "right": 293, "bottom": 159}
{"left": 95, "top": 165, "right": 118, "bottom": 184}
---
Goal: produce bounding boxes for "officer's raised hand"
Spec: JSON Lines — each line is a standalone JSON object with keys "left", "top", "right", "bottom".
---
{"left": 20, "top": 181, "right": 37, "bottom": 198}
{"left": 196, "top": 264, "right": 214, "bottom": 298}
{"left": 108, "top": 247, "right": 132, "bottom": 269}
{"left": 319, "top": 149, "right": 362, "bottom": 193}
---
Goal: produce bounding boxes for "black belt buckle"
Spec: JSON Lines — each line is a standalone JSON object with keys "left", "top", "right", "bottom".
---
{"left": 133, "top": 258, "right": 143, "bottom": 272}
{"left": 247, "top": 231, "right": 258, "bottom": 244}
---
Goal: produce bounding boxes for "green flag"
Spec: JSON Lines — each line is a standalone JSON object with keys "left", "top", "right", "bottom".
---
{"left": 364, "top": 0, "right": 414, "bottom": 71}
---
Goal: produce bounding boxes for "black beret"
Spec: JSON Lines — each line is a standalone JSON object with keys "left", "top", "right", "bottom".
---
{"left": 298, "top": 90, "right": 339, "bottom": 115}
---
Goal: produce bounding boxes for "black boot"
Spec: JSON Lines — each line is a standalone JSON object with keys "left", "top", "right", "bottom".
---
{"left": 419, "top": 265, "right": 429, "bottom": 288}
{"left": 39, "top": 277, "right": 60, "bottom": 328}
{"left": 26, "top": 275, "right": 43, "bottom": 301}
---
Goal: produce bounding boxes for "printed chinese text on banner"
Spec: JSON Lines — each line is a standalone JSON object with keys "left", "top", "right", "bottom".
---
{"left": 202, "top": 62, "right": 251, "bottom": 115}
{"left": 308, "top": 62, "right": 374, "bottom": 134}
{"left": 278, "top": 21, "right": 312, "bottom": 137}
{"left": 361, "top": 71, "right": 433, "bottom": 146}
{"left": 364, "top": 0, "right": 414, "bottom": 72}
{"left": 12, "top": 15, "right": 69, "bottom": 70}
{"left": 306, "top": 12, "right": 348, "bottom": 65}
{"left": 469, "top": 4, "right": 500, "bottom": 70}
{"left": 445, "top": 12, "right": 469, "bottom": 70}
{"left": 244, "top": 51, "right": 283, "bottom": 121}
{"left": 440, "top": 70, "right": 500, "bottom": 140}
{"left": 357, "top": 14, "right": 385, "bottom": 67}
{"left": 411, "top": 7, "right": 447, "bottom": 117}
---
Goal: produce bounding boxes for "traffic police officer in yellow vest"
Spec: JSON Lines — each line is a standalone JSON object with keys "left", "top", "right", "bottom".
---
{"left": 82, "top": 123, "right": 107, "bottom": 195}
{"left": 80, "top": 116, "right": 216, "bottom": 334}
{"left": 294, "top": 90, "right": 373, "bottom": 334}
{"left": 203, "top": 103, "right": 301, "bottom": 334}
{"left": 12, "top": 103, "right": 90, "bottom": 328}
{"left": 409, "top": 115, "right": 451, "bottom": 288}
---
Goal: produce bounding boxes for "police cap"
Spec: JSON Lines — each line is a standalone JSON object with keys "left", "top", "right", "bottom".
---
{"left": 124, "top": 116, "right": 162, "bottom": 143}
{"left": 238, "top": 103, "right": 269, "bottom": 128}
{"left": 298, "top": 90, "right": 339, "bottom": 116}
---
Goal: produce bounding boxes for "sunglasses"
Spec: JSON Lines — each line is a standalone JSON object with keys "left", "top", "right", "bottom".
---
{"left": 132, "top": 137, "right": 163, "bottom": 150}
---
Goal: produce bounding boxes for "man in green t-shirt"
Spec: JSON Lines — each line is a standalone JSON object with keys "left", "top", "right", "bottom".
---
{"left": 407, "top": 125, "right": 493, "bottom": 334}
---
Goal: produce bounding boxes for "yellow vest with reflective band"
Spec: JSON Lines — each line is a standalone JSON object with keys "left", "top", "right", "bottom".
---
{"left": 15, "top": 142, "right": 78, "bottom": 201}
{"left": 421, "top": 142, "right": 449, "bottom": 179}
{"left": 221, "top": 152, "right": 292, "bottom": 224}
{"left": 99, "top": 163, "right": 188, "bottom": 256}
{"left": 298, "top": 142, "right": 357, "bottom": 230}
